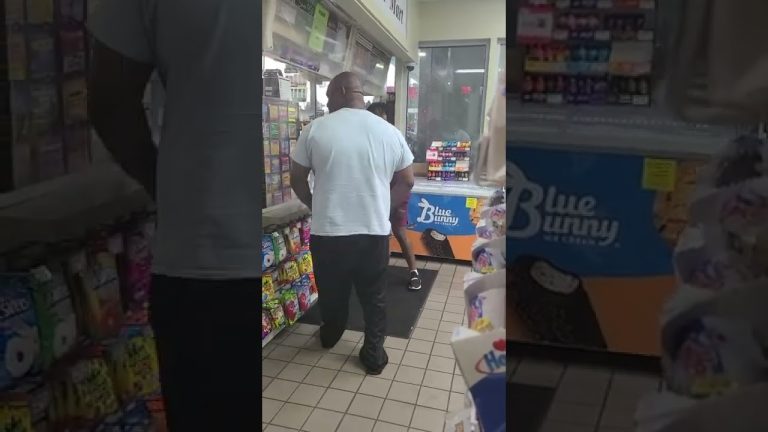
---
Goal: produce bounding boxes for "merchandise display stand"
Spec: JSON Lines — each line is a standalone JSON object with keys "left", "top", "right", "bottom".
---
{"left": 261, "top": 199, "right": 317, "bottom": 347}
{"left": 447, "top": 189, "right": 506, "bottom": 432}
{"left": 0, "top": 212, "right": 166, "bottom": 431}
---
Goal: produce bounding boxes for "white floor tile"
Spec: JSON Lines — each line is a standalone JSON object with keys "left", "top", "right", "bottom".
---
{"left": 394, "top": 366, "right": 425, "bottom": 385}
{"left": 417, "top": 386, "right": 449, "bottom": 410}
{"left": 303, "top": 408, "right": 344, "bottom": 432}
{"left": 410, "top": 406, "right": 446, "bottom": 432}
{"left": 316, "top": 388, "right": 355, "bottom": 412}
{"left": 277, "top": 363, "right": 312, "bottom": 382}
{"left": 387, "top": 381, "right": 420, "bottom": 404}
{"left": 271, "top": 403, "right": 313, "bottom": 429}
{"left": 378, "top": 400, "right": 415, "bottom": 426}
{"left": 303, "top": 367, "right": 338, "bottom": 387}
{"left": 359, "top": 376, "right": 392, "bottom": 398}
{"left": 330, "top": 371, "right": 364, "bottom": 392}
{"left": 422, "top": 370, "right": 452, "bottom": 391}
{"left": 338, "top": 414, "right": 376, "bottom": 432}
{"left": 263, "top": 379, "right": 300, "bottom": 401}
{"left": 263, "top": 398, "right": 284, "bottom": 423}
{"left": 348, "top": 394, "right": 385, "bottom": 419}
{"left": 286, "top": 383, "right": 326, "bottom": 407}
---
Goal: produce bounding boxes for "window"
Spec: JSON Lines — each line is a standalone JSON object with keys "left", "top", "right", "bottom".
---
{"left": 407, "top": 42, "right": 489, "bottom": 163}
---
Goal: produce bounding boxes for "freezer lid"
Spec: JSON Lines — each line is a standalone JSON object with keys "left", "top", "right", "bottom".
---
{"left": 411, "top": 178, "right": 499, "bottom": 198}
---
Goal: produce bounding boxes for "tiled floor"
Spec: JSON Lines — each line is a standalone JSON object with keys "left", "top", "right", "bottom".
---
{"left": 262, "top": 258, "right": 471, "bottom": 432}
{"left": 508, "top": 356, "right": 662, "bottom": 432}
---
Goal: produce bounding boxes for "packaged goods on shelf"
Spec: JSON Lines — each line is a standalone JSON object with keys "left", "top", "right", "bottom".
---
{"left": 262, "top": 216, "right": 318, "bottom": 345}
{"left": 426, "top": 141, "right": 472, "bottom": 182}
{"left": 636, "top": 134, "right": 768, "bottom": 431}
{"left": 0, "top": 211, "right": 167, "bottom": 431}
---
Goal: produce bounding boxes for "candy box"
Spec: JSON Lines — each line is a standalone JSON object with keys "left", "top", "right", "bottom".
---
{"left": 262, "top": 235, "right": 276, "bottom": 271}
{"left": 0, "top": 274, "right": 41, "bottom": 390}
{"left": 451, "top": 328, "right": 505, "bottom": 432}
{"left": 283, "top": 226, "right": 299, "bottom": 256}
{"left": 29, "top": 264, "right": 78, "bottom": 368}
{"left": 67, "top": 353, "right": 120, "bottom": 422}
{"left": 280, "top": 288, "right": 300, "bottom": 325}
{"left": 293, "top": 277, "right": 311, "bottom": 313}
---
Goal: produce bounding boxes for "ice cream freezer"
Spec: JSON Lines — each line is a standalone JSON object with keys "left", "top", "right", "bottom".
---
{"left": 506, "top": 107, "right": 742, "bottom": 357}
{"left": 389, "top": 178, "right": 498, "bottom": 262}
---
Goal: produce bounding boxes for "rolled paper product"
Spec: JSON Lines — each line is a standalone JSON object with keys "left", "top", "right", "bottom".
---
{"left": 508, "top": 255, "right": 607, "bottom": 349}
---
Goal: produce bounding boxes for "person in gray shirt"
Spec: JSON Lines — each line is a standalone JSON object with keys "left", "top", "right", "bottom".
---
{"left": 88, "top": 1, "right": 261, "bottom": 429}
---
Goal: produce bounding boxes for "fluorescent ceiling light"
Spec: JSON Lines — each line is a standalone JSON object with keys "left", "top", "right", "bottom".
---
{"left": 375, "top": 63, "right": 384, "bottom": 69}
{"left": 418, "top": 52, "right": 426, "bottom": 57}
{"left": 455, "top": 69, "right": 485, "bottom": 74}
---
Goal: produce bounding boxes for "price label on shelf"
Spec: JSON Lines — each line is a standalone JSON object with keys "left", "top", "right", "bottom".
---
{"left": 466, "top": 197, "right": 478, "bottom": 209}
{"left": 517, "top": 6, "right": 554, "bottom": 43}
{"left": 642, "top": 158, "right": 677, "bottom": 192}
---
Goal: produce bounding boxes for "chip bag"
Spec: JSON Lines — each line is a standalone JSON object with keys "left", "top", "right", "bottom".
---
{"left": 280, "top": 288, "right": 300, "bottom": 325}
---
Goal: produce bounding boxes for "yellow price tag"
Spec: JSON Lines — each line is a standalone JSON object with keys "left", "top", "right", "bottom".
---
{"left": 466, "top": 197, "right": 478, "bottom": 209}
{"left": 642, "top": 158, "right": 677, "bottom": 192}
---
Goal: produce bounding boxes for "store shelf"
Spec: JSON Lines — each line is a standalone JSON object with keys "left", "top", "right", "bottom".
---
{"left": 507, "top": 103, "right": 746, "bottom": 157}
{"left": 0, "top": 164, "right": 151, "bottom": 253}
{"left": 263, "top": 199, "right": 310, "bottom": 227}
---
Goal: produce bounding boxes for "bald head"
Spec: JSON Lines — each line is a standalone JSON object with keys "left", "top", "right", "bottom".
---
{"left": 327, "top": 72, "right": 365, "bottom": 113}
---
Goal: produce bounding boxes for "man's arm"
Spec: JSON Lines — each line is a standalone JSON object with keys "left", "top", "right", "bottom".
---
{"left": 88, "top": 39, "right": 156, "bottom": 199}
{"left": 391, "top": 164, "right": 415, "bottom": 211}
{"left": 290, "top": 162, "right": 313, "bottom": 209}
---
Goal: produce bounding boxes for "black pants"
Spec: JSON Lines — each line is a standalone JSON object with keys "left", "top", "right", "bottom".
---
{"left": 310, "top": 235, "right": 389, "bottom": 370}
{"left": 149, "top": 275, "right": 261, "bottom": 431}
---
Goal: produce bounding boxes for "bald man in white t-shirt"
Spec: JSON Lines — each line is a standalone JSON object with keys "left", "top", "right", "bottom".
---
{"left": 291, "top": 72, "right": 415, "bottom": 375}
{"left": 88, "top": 1, "right": 261, "bottom": 429}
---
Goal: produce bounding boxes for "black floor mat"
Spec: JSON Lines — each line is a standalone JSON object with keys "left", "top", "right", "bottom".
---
{"left": 299, "top": 266, "right": 438, "bottom": 339}
{"left": 507, "top": 383, "right": 555, "bottom": 432}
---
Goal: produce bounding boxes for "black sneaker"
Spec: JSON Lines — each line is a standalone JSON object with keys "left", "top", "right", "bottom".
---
{"left": 360, "top": 348, "right": 389, "bottom": 375}
{"left": 408, "top": 270, "right": 422, "bottom": 291}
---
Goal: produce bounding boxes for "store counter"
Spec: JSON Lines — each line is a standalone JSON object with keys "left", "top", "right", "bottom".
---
{"left": 390, "top": 178, "right": 498, "bottom": 262}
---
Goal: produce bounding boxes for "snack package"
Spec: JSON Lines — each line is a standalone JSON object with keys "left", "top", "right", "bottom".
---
{"left": 662, "top": 316, "right": 768, "bottom": 398}
{"left": 262, "top": 271, "right": 277, "bottom": 303}
{"left": 289, "top": 223, "right": 302, "bottom": 254}
{"left": 265, "top": 300, "right": 286, "bottom": 330}
{"left": 29, "top": 264, "right": 78, "bottom": 368}
{"left": 109, "top": 326, "right": 161, "bottom": 402}
{"left": 262, "top": 310, "right": 273, "bottom": 339}
{"left": 283, "top": 226, "right": 300, "bottom": 256}
{"left": 279, "top": 259, "right": 301, "bottom": 285}
{"left": 122, "top": 219, "right": 154, "bottom": 314}
{"left": 262, "top": 235, "right": 276, "bottom": 271}
{"left": 280, "top": 288, "right": 300, "bottom": 325}
{"left": 0, "top": 399, "right": 33, "bottom": 431}
{"left": 7, "top": 379, "right": 51, "bottom": 429}
{"left": 451, "top": 328, "right": 505, "bottom": 432}
{"left": 301, "top": 217, "right": 312, "bottom": 247}
{"left": 297, "top": 251, "right": 314, "bottom": 275}
{"left": 471, "top": 238, "right": 506, "bottom": 274}
{"left": 68, "top": 237, "right": 124, "bottom": 341}
{"left": 293, "top": 277, "right": 312, "bottom": 313}
{"left": 51, "top": 350, "right": 120, "bottom": 424}
{"left": 0, "top": 274, "right": 41, "bottom": 390}
{"left": 271, "top": 231, "right": 288, "bottom": 263}
{"left": 308, "top": 273, "right": 319, "bottom": 302}
{"left": 476, "top": 205, "right": 506, "bottom": 240}
{"left": 464, "top": 271, "right": 505, "bottom": 332}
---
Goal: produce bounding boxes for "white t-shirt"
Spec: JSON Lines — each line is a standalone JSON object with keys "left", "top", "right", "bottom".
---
{"left": 291, "top": 109, "right": 414, "bottom": 236}
{"left": 89, "top": 0, "right": 263, "bottom": 279}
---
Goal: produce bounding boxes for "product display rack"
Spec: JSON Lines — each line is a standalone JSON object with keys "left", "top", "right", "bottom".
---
{"left": 517, "top": 0, "right": 656, "bottom": 106}
{"left": 263, "top": 97, "right": 300, "bottom": 209}
{"left": 426, "top": 141, "right": 472, "bottom": 182}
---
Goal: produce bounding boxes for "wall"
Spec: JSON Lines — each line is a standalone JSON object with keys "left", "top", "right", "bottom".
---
{"left": 416, "top": 0, "right": 506, "bottom": 131}
{"left": 334, "top": 0, "right": 420, "bottom": 62}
